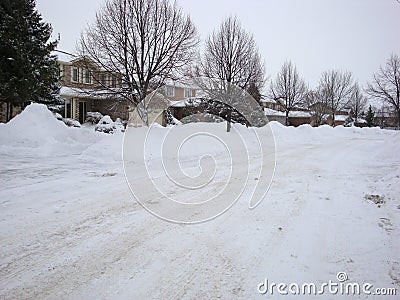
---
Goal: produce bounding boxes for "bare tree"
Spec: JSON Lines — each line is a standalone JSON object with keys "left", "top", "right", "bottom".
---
{"left": 366, "top": 54, "right": 400, "bottom": 128}
{"left": 199, "top": 16, "right": 265, "bottom": 131}
{"left": 318, "top": 70, "right": 353, "bottom": 126}
{"left": 269, "top": 61, "right": 307, "bottom": 126}
{"left": 201, "top": 16, "right": 264, "bottom": 90}
{"left": 79, "top": 0, "right": 198, "bottom": 124}
{"left": 349, "top": 82, "right": 367, "bottom": 122}
{"left": 305, "top": 88, "right": 329, "bottom": 127}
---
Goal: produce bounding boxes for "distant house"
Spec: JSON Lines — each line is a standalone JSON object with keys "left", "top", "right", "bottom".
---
{"left": 263, "top": 108, "right": 312, "bottom": 126}
{"left": 326, "top": 114, "right": 352, "bottom": 126}
{"left": 374, "top": 106, "right": 398, "bottom": 128}
{"left": 57, "top": 56, "right": 129, "bottom": 124}
{"left": 163, "top": 79, "right": 197, "bottom": 102}
{"left": 260, "top": 96, "right": 284, "bottom": 111}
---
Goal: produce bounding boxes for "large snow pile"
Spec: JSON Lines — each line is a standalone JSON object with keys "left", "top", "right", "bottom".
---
{"left": 0, "top": 103, "right": 100, "bottom": 156}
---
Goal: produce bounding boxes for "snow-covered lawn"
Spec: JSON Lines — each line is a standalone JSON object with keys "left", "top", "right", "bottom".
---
{"left": 1, "top": 104, "right": 399, "bottom": 299}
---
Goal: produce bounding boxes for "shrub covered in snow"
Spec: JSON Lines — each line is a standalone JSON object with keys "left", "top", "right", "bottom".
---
{"left": 54, "top": 113, "right": 63, "bottom": 121}
{"left": 85, "top": 112, "right": 104, "bottom": 124}
{"left": 165, "top": 109, "right": 182, "bottom": 125}
{"left": 52, "top": 112, "right": 81, "bottom": 127}
{"left": 62, "top": 118, "right": 81, "bottom": 128}
{"left": 95, "top": 115, "right": 124, "bottom": 134}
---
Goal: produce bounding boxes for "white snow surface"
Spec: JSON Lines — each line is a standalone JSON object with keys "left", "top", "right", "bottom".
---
{"left": 1, "top": 104, "right": 400, "bottom": 299}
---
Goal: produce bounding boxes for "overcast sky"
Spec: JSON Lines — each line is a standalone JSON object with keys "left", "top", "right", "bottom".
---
{"left": 36, "top": 0, "right": 400, "bottom": 90}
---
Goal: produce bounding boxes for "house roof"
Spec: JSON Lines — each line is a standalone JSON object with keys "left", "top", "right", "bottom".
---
{"left": 163, "top": 78, "right": 199, "bottom": 89}
{"left": 264, "top": 108, "right": 311, "bottom": 118}
{"left": 334, "top": 114, "right": 352, "bottom": 122}
{"left": 52, "top": 50, "right": 76, "bottom": 63}
{"left": 169, "top": 98, "right": 203, "bottom": 108}
{"left": 260, "top": 98, "right": 277, "bottom": 104}
{"left": 59, "top": 86, "right": 126, "bottom": 100}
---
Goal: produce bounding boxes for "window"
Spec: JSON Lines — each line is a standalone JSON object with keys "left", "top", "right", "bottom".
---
{"left": 111, "top": 75, "right": 116, "bottom": 88}
{"left": 166, "top": 85, "right": 174, "bottom": 97}
{"left": 100, "top": 73, "right": 106, "bottom": 86}
{"left": 84, "top": 69, "right": 91, "bottom": 84}
{"left": 65, "top": 99, "right": 71, "bottom": 118}
{"left": 184, "top": 88, "right": 192, "bottom": 98}
{"left": 72, "top": 67, "right": 79, "bottom": 82}
{"left": 59, "top": 64, "right": 64, "bottom": 79}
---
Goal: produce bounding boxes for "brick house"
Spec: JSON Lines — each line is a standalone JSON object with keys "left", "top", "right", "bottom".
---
{"left": 128, "top": 79, "right": 199, "bottom": 126}
{"left": 59, "top": 55, "right": 200, "bottom": 126}
{"left": 58, "top": 56, "right": 130, "bottom": 124}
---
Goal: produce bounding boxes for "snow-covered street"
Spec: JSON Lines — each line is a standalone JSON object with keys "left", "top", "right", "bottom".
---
{"left": 1, "top": 105, "right": 399, "bottom": 299}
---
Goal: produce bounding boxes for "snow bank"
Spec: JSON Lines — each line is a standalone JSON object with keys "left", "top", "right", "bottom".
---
{"left": 0, "top": 103, "right": 101, "bottom": 156}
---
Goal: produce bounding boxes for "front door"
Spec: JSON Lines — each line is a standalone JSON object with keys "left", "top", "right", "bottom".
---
{"left": 78, "top": 101, "right": 87, "bottom": 124}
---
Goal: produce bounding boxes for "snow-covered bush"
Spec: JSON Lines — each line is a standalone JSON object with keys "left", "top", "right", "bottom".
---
{"left": 52, "top": 111, "right": 81, "bottom": 127}
{"left": 95, "top": 115, "right": 124, "bottom": 134}
{"left": 62, "top": 118, "right": 81, "bottom": 128}
{"left": 54, "top": 113, "right": 63, "bottom": 121}
{"left": 165, "top": 109, "right": 182, "bottom": 125}
{"left": 85, "top": 112, "right": 104, "bottom": 124}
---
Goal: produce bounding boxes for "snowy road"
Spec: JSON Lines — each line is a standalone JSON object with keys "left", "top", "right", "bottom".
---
{"left": 1, "top": 106, "right": 400, "bottom": 299}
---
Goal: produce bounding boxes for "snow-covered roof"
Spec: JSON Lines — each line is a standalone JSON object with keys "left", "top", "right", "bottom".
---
{"left": 59, "top": 86, "right": 125, "bottom": 99}
{"left": 52, "top": 50, "right": 76, "bottom": 63}
{"left": 260, "top": 98, "right": 277, "bottom": 104}
{"left": 289, "top": 110, "right": 311, "bottom": 118}
{"left": 169, "top": 98, "right": 203, "bottom": 108}
{"left": 163, "top": 78, "right": 199, "bottom": 89}
{"left": 334, "top": 114, "right": 351, "bottom": 122}
{"left": 264, "top": 108, "right": 285, "bottom": 117}
{"left": 264, "top": 108, "right": 311, "bottom": 118}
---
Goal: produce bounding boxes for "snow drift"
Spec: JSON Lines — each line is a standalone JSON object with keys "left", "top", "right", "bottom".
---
{"left": 0, "top": 103, "right": 101, "bottom": 156}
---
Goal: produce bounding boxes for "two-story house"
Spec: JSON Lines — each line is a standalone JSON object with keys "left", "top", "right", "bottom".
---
{"left": 59, "top": 55, "right": 198, "bottom": 126}
{"left": 58, "top": 56, "right": 129, "bottom": 124}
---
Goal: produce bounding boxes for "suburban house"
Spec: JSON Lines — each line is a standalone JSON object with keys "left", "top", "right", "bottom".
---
{"left": 163, "top": 79, "right": 197, "bottom": 102}
{"left": 374, "top": 105, "right": 398, "bottom": 128}
{"left": 57, "top": 54, "right": 200, "bottom": 126}
{"left": 57, "top": 55, "right": 130, "bottom": 124}
{"left": 126, "top": 78, "right": 199, "bottom": 126}
{"left": 259, "top": 96, "right": 356, "bottom": 127}
{"left": 261, "top": 96, "right": 312, "bottom": 126}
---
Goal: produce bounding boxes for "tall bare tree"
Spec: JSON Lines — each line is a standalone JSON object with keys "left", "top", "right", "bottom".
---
{"left": 79, "top": 0, "right": 198, "bottom": 124}
{"left": 318, "top": 69, "right": 353, "bottom": 126}
{"left": 366, "top": 54, "right": 400, "bottom": 128}
{"left": 199, "top": 16, "right": 264, "bottom": 131}
{"left": 349, "top": 82, "right": 367, "bottom": 122}
{"left": 270, "top": 61, "right": 307, "bottom": 126}
{"left": 201, "top": 16, "right": 264, "bottom": 89}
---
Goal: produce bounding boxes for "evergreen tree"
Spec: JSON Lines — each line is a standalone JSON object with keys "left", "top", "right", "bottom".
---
{"left": 366, "top": 105, "right": 375, "bottom": 127}
{"left": 0, "top": 0, "right": 59, "bottom": 120}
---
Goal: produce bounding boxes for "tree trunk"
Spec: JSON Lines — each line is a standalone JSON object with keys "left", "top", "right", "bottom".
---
{"left": 226, "top": 110, "right": 231, "bottom": 132}
{"left": 397, "top": 109, "right": 400, "bottom": 129}
{"left": 285, "top": 110, "right": 289, "bottom": 126}
{"left": 6, "top": 102, "right": 13, "bottom": 122}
